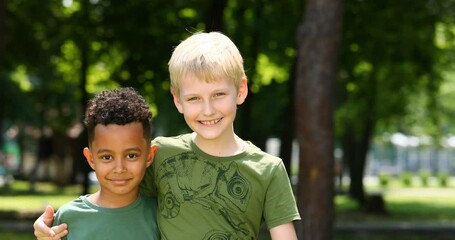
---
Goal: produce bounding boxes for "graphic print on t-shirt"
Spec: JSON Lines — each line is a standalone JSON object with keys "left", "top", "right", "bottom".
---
{"left": 157, "top": 152, "right": 252, "bottom": 238}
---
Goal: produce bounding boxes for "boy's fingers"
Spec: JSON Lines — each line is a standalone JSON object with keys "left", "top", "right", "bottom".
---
{"left": 35, "top": 237, "right": 55, "bottom": 240}
{"left": 34, "top": 224, "right": 67, "bottom": 240}
{"left": 50, "top": 225, "right": 68, "bottom": 240}
{"left": 34, "top": 205, "right": 63, "bottom": 240}
{"left": 33, "top": 216, "right": 54, "bottom": 238}
{"left": 34, "top": 228, "right": 55, "bottom": 240}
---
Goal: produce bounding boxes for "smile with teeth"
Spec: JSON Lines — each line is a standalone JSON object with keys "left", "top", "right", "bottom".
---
{"left": 200, "top": 118, "right": 221, "bottom": 125}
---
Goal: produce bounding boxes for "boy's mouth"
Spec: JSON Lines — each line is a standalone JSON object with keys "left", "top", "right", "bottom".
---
{"left": 109, "top": 178, "right": 132, "bottom": 185}
{"left": 200, "top": 118, "right": 221, "bottom": 125}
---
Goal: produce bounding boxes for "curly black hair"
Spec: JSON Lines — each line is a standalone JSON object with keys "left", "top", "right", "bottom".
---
{"left": 84, "top": 87, "right": 152, "bottom": 145}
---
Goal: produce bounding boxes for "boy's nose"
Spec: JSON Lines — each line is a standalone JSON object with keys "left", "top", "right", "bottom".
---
{"left": 202, "top": 100, "right": 215, "bottom": 116}
{"left": 113, "top": 160, "right": 127, "bottom": 173}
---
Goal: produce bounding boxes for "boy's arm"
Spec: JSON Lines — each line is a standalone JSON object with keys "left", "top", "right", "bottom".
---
{"left": 269, "top": 222, "right": 298, "bottom": 240}
{"left": 33, "top": 205, "right": 68, "bottom": 240}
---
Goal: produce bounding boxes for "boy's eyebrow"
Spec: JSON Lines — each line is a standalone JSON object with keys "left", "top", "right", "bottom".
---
{"left": 124, "top": 147, "right": 143, "bottom": 152}
{"left": 182, "top": 87, "right": 229, "bottom": 95}
{"left": 96, "top": 149, "right": 112, "bottom": 154}
{"left": 95, "top": 147, "right": 142, "bottom": 154}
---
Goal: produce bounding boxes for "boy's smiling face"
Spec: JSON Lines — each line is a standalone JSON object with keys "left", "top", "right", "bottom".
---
{"left": 172, "top": 74, "right": 248, "bottom": 143}
{"left": 83, "top": 122, "right": 155, "bottom": 202}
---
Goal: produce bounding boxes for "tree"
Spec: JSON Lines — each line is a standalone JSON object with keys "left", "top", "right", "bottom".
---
{"left": 338, "top": 0, "right": 442, "bottom": 205}
{"left": 295, "top": 0, "right": 342, "bottom": 239}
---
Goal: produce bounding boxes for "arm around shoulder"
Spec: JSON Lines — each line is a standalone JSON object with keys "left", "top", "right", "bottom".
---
{"left": 269, "top": 222, "right": 298, "bottom": 240}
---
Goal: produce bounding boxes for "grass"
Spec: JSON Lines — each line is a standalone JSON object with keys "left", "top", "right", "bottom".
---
{"left": 2, "top": 179, "right": 455, "bottom": 240}
{"left": 0, "top": 232, "right": 34, "bottom": 240}
{"left": 0, "top": 180, "right": 97, "bottom": 240}
{"left": 335, "top": 233, "right": 454, "bottom": 240}
{"left": 0, "top": 180, "right": 98, "bottom": 217}
{"left": 336, "top": 188, "right": 455, "bottom": 223}
{"left": 333, "top": 177, "right": 455, "bottom": 239}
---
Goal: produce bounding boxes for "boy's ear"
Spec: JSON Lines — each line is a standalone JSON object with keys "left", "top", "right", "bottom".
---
{"left": 146, "top": 144, "right": 158, "bottom": 167}
{"left": 83, "top": 147, "right": 96, "bottom": 170}
{"left": 236, "top": 77, "right": 248, "bottom": 105}
{"left": 172, "top": 91, "right": 184, "bottom": 114}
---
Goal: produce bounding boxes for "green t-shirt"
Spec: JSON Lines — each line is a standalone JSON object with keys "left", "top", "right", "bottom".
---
{"left": 140, "top": 133, "right": 300, "bottom": 239}
{"left": 53, "top": 195, "right": 159, "bottom": 240}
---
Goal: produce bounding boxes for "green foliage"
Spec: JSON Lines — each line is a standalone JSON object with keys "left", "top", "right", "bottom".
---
{"left": 378, "top": 172, "right": 392, "bottom": 187}
{"left": 336, "top": 0, "right": 455, "bottom": 205}
{"left": 400, "top": 171, "right": 413, "bottom": 187}
{"left": 2, "top": 0, "right": 306, "bottom": 140}
{"left": 2, "top": 0, "right": 454, "bottom": 144}
{"left": 438, "top": 171, "right": 449, "bottom": 187}
{"left": 419, "top": 170, "right": 431, "bottom": 187}
{"left": 337, "top": 0, "right": 442, "bottom": 138}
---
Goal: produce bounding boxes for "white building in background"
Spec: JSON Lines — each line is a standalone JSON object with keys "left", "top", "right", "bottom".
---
{"left": 264, "top": 133, "right": 455, "bottom": 181}
{"left": 364, "top": 132, "right": 455, "bottom": 176}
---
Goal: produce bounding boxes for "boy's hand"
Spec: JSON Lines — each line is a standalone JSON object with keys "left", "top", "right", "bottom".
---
{"left": 33, "top": 205, "right": 68, "bottom": 240}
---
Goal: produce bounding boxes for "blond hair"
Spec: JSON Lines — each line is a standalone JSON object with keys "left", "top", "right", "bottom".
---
{"left": 168, "top": 32, "right": 246, "bottom": 96}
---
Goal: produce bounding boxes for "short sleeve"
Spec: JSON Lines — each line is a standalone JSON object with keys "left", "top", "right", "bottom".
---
{"left": 263, "top": 161, "right": 301, "bottom": 228}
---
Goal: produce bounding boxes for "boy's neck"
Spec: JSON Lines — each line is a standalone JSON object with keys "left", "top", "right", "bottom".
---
{"left": 192, "top": 132, "right": 247, "bottom": 157}
{"left": 87, "top": 190, "right": 139, "bottom": 208}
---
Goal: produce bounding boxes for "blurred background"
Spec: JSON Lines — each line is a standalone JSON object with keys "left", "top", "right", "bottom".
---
{"left": 1, "top": 0, "right": 455, "bottom": 239}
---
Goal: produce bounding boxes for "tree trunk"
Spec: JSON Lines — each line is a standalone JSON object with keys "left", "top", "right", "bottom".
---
{"left": 0, "top": 0, "right": 6, "bottom": 149}
{"left": 345, "top": 79, "right": 376, "bottom": 206}
{"left": 280, "top": 59, "right": 297, "bottom": 177}
{"left": 0, "top": 0, "right": 6, "bottom": 68}
{"left": 205, "top": 0, "right": 227, "bottom": 31}
{"left": 295, "top": 0, "right": 342, "bottom": 239}
{"left": 343, "top": 126, "right": 366, "bottom": 204}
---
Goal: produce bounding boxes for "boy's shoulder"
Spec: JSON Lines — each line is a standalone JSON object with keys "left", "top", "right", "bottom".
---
{"left": 245, "top": 141, "right": 283, "bottom": 164}
{"left": 152, "top": 133, "right": 192, "bottom": 147}
{"left": 56, "top": 195, "right": 86, "bottom": 212}
{"left": 54, "top": 195, "right": 89, "bottom": 223}
{"left": 152, "top": 134, "right": 284, "bottom": 166}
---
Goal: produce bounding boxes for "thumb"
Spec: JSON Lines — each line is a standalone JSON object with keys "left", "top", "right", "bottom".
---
{"left": 42, "top": 205, "right": 55, "bottom": 226}
{"left": 33, "top": 205, "right": 57, "bottom": 238}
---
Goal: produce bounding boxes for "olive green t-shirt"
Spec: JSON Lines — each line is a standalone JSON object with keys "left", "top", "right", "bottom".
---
{"left": 140, "top": 133, "right": 300, "bottom": 239}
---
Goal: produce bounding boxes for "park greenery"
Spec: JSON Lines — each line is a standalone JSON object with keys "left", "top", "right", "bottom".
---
{"left": 2, "top": 0, "right": 455, "bottom": 238}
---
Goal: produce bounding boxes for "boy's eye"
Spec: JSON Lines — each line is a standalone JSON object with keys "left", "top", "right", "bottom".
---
{"left": 214, "top": 92, "right": 226, "bottom": 97}
{"left": 127, "top": 153, "right": 138, "bottom": 159}
{"left": 187, "top": 96, "right": 199, "bottom": 102}
{"left": 101, "top": 155, "right": 112, "bottom": 161}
